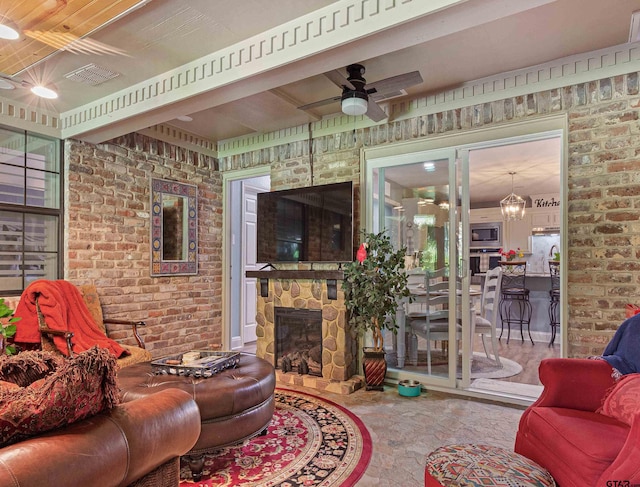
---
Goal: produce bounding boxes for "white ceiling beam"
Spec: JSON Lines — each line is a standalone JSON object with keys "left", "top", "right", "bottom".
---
{"left": 61, "top": 0, "right": 555, "bottom": 144}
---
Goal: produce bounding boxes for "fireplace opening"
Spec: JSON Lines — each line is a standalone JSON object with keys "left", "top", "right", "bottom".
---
{"left": 275, "top": 307, "right": 322, "bottom": 376}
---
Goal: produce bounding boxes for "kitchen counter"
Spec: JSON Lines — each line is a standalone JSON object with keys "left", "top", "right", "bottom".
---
{"left": 475, "top": 271, "right": 557, "bottom": 341}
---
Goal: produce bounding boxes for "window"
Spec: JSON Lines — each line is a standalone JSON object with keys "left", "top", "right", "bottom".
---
{"left": 0, "top": 127, "right": 62, "bottom": 294}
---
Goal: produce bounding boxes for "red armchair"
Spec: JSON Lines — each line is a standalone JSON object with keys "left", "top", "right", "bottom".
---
{"left": 515, "top": 358, "right": 640, "bottom": 487}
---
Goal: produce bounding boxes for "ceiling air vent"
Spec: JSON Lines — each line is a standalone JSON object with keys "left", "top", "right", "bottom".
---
{"left": 64, "top": 63, "right": 120, "bottom": 86}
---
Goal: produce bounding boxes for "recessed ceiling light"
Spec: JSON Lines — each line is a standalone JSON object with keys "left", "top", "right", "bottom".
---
{"left": 31, "top": 85, "right": 58, "bottom": 99}
{"left": 423, "top": 162, "right": 435, "bottom": 172}
{"left": 0, "top": 79, "right": 15, "bottom": 90}
{"left": 177, "top": 115, "right": 193, "bottom": 122}
{"left": 0, "top": 23, "right": 19, "bottom": 40}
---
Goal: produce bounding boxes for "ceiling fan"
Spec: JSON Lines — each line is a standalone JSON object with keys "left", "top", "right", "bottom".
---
{"left": 298, "top": 63, "right": 423, "bottom": 122}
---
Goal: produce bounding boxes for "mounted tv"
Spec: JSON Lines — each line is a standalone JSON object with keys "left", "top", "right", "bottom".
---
{"left": 256, "top": 182, "right": 354, "bottom": 263}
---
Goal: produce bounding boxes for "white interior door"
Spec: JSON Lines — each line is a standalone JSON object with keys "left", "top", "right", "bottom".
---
{"left": 241, "top": 182, "right": 265, "bottom": 344}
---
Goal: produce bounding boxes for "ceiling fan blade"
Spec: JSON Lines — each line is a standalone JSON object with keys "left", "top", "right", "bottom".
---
{"left": 366, "top": 70, "right": 423, "bottom": 95}
{"left": 366, "top": 100, "right": 387, "bottom": 122}
{"left": 324, "top": 69, "right": 355, "bottom": 90}
{"left": 297, "top": 94, "right": 342, "bottom": 111}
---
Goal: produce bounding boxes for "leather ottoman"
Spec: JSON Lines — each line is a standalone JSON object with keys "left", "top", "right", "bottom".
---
{"left": 118, "top": 353, "right": 276, "bottom": 480}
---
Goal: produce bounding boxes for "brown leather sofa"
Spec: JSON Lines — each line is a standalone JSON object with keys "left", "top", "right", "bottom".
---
{"left": 0, "top": 388, "right": 201, "bottom": 487}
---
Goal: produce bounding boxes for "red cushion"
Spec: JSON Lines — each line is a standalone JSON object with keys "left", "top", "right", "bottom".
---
{"left": 599, "top": 373, "right": 640, "bottom": 426}
{"left": 521, "top": 407, "right": 628, "bottom": 486}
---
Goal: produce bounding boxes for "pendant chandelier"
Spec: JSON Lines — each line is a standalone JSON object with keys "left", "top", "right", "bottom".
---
{"left": 500, "top": 171, "right": 526, "bottom": 221}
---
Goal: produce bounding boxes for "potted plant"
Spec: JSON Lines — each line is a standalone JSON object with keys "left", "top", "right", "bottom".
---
{"left": 0, "top": 298, "right": 21, "bottom": 355}
{"left": 342, "top": 230, "right": 411, "bottom": 390}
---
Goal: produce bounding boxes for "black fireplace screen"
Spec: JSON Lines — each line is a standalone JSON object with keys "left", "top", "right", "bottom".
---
{"left": 274, "top": 307, "right": 322, "bottom": 376}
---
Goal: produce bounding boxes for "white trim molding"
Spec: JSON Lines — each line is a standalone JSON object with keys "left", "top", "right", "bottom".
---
{"left": 217, "top": 41, "right": 640, "bottom": 158}
{"left": 138, "top": 124, "right": 217, "bottom": 158}
{"left": 0, "top": 96, "right": 61, "bottom": 138}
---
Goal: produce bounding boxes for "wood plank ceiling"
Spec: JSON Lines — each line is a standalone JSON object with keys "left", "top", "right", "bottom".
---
{"left": 0, "top": 0, "right": 143, "bottom": 76}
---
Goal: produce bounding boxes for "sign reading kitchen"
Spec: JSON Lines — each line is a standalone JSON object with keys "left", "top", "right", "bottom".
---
{"left": 530, "top": 194, "right": 560, "bottom": 210}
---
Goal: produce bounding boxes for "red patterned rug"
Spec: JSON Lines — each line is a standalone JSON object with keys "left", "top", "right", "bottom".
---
{"left": 179, "top": 389, "right": 372, "bottom": 487}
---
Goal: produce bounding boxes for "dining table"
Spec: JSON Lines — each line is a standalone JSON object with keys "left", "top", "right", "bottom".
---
{"left": 394, "top": 284, "right": 482, "bottom": 369}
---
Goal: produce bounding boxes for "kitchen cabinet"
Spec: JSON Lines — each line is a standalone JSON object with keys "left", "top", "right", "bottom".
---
{"left": 470, "top": 207, "right": 503, "bottom": 223}
{"left": 531, "top": 211, "right": 560, "bottom": 227}
{"left": 470, "top": 208, "right": 531, "bottom": 251}
{"left": 503, "top": 214, "right": 532, "bottom": 252}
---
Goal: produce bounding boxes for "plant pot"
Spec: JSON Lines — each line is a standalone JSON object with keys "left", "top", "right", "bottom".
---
{"left": 362, "top": 348, "right": 387, "bottom": 391}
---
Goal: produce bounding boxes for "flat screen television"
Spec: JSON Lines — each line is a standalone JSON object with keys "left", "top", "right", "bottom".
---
{"left": 256, "top": 181, "right": 354, "bottom": 263}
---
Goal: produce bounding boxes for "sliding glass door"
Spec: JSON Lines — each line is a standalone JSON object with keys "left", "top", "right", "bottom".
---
{"left": 365, "top": 148, "right": 471, "bottom": 389}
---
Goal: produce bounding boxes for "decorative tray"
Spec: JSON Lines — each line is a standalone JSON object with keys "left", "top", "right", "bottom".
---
{"left": 151, "top": 350, "right": 240, "bottom": 378}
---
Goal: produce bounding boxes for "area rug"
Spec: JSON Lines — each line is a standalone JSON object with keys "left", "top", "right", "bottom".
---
{"left": 179, "top": 389, "right": 372, "bottom": 487}
{"left": 412, "top": 351, "right": 522, "bottom": 379}
{"left": 457, "top": 352, "right": 523, "bottom": 379}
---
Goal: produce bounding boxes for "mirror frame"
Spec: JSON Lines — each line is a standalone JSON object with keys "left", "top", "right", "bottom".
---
{"left": 150, "top": 178, "right": 198, "bottom": 276}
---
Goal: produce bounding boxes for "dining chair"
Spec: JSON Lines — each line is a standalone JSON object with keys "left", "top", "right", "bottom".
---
{"left": 406, "top": 268, "right": 461, "bottom": 374}
{"left": 473, "top": 266, "right": 503, "bottom": 366}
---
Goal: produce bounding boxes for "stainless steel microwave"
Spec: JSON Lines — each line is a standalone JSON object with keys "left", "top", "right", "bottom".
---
{"left": 470, "top": 222, "right": 502, "bottom": 248}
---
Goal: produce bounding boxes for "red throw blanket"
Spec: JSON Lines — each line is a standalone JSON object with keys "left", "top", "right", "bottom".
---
{"left": 14, "top": 280, "right": 129, "bottom": 358}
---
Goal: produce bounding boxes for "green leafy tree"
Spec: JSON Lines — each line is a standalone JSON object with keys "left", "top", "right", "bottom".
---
{"left": 342, "top": 231, "right": 412, "bottom": 352}
{"left": 0, "top": 298, "right": 20, "bottom": 355}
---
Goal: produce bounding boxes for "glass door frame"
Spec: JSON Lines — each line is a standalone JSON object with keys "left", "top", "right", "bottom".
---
{"left": 364, "top": 147, "right": 469, "bottom": 389}
{"left": 361, "top": 114, "right": 568, "bottom": 398}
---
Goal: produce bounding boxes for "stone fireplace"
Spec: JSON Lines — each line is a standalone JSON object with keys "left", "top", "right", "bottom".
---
{"left": 250, "top": 270, "right": 362, "bottom": 394}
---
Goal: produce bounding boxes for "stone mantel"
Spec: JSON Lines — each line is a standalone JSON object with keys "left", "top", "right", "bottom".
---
{"left": 246, "top": 270, "right": 344, "bottom": 280}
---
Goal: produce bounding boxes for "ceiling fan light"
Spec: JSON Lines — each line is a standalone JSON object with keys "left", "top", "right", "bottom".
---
{"left": 31, "top": 85, "right": 58, "bottom": 99}
{"left": 341, "top": 92, "right": 368, "bottom": 116}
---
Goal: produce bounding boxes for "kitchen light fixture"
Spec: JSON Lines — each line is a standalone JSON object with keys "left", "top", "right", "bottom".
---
{"left": 341, "top": 91, "right": 368, "bottom": 116}
{"left": 500, "top": 171, "right": 526, "bottom": 221}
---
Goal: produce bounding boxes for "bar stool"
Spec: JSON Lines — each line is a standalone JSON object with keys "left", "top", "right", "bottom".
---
{"left": 498, "top": 261, "right": 533, "bottom": 344}
{"left": 548, "top": 260, "right": 560, "bottom": 347}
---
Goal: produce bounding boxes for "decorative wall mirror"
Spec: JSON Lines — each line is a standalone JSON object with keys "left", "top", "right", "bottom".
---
{"left": 151, "top": 178, "right": 198, "bottom": 276}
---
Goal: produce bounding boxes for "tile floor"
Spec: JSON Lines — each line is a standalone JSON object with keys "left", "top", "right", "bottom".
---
{"left": 282, "top": 381, "right": 526, "bottom": 486}
{"left": 241, "top": 334, "right": 558, "bottom": 485}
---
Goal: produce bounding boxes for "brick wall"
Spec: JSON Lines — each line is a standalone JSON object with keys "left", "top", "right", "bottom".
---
{"left": 5, "top": 74, "right": 638, "bottom": 360}
{"left": 65, "top": 133, "right": 223, "bottom": 357}
{"left": 221, "top": 72, "right": 640, "bottom": 358}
